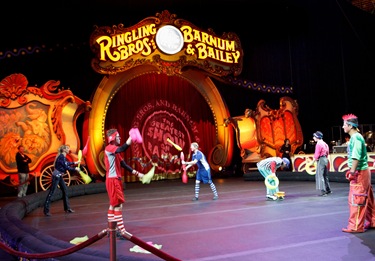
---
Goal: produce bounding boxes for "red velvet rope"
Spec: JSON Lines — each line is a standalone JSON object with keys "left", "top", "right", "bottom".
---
{"left": 0, "top": 228, "right": 182, "bottom": 260}
{"left": 0, "top": 229, "right": 107, "bottom": 259}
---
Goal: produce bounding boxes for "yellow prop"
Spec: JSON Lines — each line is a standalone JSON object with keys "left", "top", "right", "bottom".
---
{"left": 275, "top": 191, "right": 285, "bottom": 198}
{"left": 141, "top": 164, "right": 156, "bottom": 184}
{"left": 166, "top": 138, "right": 183, "bottom": 151}
{"left": 130, "top": 242, "right": 163, "bottom": 254}
{"left": 70, "top": 235, "right": 88, "bottom": 245}
{"left": 79, "top": 170, "right": 92, "bottom": 184}
{"left": 264, "top": 174, "right": 279, "bottom": 190}
{"left": 77, "top": 149, "right": 92, "bottom": 184}
{"left": 77, "top": 150, "right": 82, "bottom": 168}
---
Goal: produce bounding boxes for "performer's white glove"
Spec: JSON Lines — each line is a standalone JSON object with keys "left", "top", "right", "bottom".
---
{"left": 133, "top": 170, "right": 144, "bottom": 179}
{"left": 75, "top": 167, "right": 81, "bottom": 172}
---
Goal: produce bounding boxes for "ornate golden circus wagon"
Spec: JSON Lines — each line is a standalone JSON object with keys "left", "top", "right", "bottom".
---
{"left": 225, "top": 96, "right": 304, "bottom": 172}
{"left": 0, "top": 74, "right": 91, "bottom": 191}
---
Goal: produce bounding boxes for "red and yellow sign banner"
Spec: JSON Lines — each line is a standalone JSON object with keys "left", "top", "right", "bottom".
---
{"left": 293, "top": 153, "right": 375, "bottom": 174}
{"left": 90, "top": 10, "right": 243, "bottom": 77}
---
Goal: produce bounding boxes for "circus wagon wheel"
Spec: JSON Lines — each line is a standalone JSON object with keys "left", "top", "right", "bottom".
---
{"left": 39, "top": 163, "right": 89, "bottom": 191}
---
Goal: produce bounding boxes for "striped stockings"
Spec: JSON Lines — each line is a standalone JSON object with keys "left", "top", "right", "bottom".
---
{"left": 108, "top": 209, "right": 126, "bottom": 233}
{"left": 114, "top": 210, "right": 126, "bottom": 233}
{"left": 210, "top": 182, "right": 218, "bottom": 197}
{"left": 194, "top": 182, "right": 218, "bottom": 198}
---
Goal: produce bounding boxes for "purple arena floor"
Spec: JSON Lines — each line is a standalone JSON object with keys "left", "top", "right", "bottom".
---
{"left": 1, "top": 176, "right": 375, "bottom": 260}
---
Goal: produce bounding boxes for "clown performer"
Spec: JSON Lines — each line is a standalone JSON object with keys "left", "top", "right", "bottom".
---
{"left": 182, "top": 142, "right": 219, "bottom": 201}
{"left": 310, "top": 131, "right": 332, "bottom": 196}
{"left": 256, "top": 157, "right": 290, "bottom": 200}
{"left": 342, "top": 114, "right": 375, "bottom": 233}
{"left": 104, "top": 128, "right": 144, "bottom": 239}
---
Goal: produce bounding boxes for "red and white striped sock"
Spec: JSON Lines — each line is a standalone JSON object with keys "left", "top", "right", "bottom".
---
{"left": 114, "top": 210, "right": 126, "bottom": 233}
{"left": 107, "top": 209, "right": 114, "bottom": 223}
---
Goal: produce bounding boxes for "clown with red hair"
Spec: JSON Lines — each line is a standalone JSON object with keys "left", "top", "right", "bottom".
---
{"left": 342, "top": 114, "right": 375, "bottom": 233}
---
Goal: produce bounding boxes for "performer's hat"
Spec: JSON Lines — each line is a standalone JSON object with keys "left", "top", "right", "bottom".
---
{"left": 342, "top": 114, "right": 359, "bottom": 131}
{"left": 313, "top": 131, "right": 323, "bottom": 139}
{"left": 107, "top": 131, "right": 119, "bottom": 143}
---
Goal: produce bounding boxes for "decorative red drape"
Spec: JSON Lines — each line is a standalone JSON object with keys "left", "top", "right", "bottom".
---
{"left": 105, "top": 73, "right": 216, "bottom": 182}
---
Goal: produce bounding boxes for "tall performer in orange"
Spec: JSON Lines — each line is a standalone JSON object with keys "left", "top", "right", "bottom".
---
{"left": 342, "top": 114, "right": 375, "bottom": 233}
{"left": 105, "top": 128, "right": 144, "bottom": 239}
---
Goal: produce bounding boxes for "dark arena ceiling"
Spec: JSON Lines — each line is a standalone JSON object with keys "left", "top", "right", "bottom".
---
{"left": 1, "top": 0, "right": 375, "bottom": 143}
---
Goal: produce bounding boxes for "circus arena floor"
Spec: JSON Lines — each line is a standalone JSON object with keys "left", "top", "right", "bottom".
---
{"left": 1, "top": 173, "right": 375, "bottom": 260}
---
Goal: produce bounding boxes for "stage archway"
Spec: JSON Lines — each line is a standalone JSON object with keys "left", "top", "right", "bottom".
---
{"left": 84, "top": 65, "right": 234, "bottom": 178}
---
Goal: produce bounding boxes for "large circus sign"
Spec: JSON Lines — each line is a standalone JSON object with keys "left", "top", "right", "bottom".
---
{"left": 90, "top": 10, "right": 243, "bottom": 77}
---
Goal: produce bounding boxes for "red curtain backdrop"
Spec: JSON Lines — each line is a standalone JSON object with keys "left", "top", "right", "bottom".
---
{"left": 105, "top": 73, "right": 216, "bottom": 181}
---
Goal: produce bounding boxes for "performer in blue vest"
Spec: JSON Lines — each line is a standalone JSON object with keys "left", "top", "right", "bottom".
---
{"left": 182, "top": 142, "right": 219, "bottom": 201}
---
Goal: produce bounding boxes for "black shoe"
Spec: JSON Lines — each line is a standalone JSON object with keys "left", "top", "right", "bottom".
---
{"left": 326, "top": 191, "right": 332, "bottom": 195}
{"left": 192, "top": 197, "right": 199, "bottom": 201}
{"left": 65, "top": 209, "right": 75, "bottom": 213}
{"left": 44, "top": 212, "right": 51, "bottom": 217}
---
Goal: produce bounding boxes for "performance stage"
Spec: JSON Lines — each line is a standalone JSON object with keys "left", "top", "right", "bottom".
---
{"left": 1, "top": 175, "right": 375, "bottom": 260}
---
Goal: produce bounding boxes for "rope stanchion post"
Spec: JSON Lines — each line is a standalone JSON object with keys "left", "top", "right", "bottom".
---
{"left": 108, "top": 221, "right": 117, "bottom": 261}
